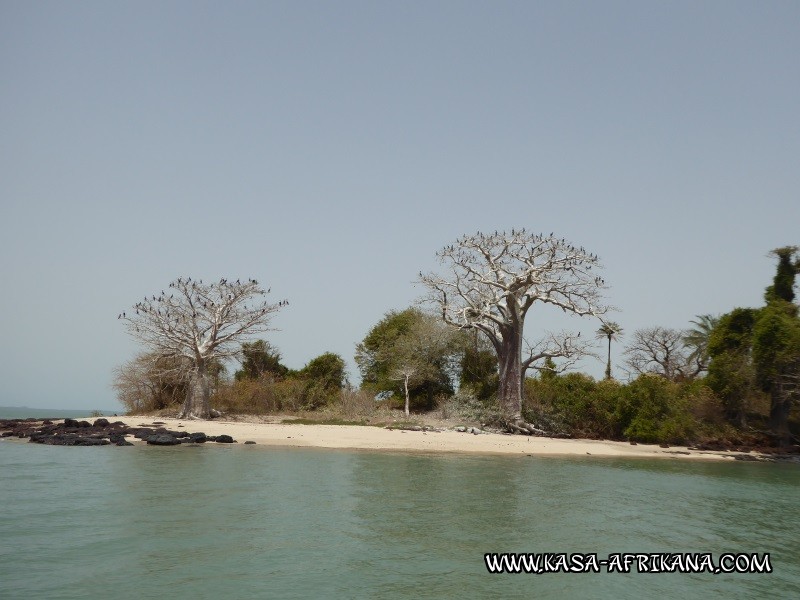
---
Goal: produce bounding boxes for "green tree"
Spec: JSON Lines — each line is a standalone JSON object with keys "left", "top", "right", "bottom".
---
{"left": 753, "top": 301, "right": 800, "bottom": 443}
{"left": 298, "top": 352, "right": 347, "bottom": 391}
{"left": 235, "top": 340, "right": 289, "bottom": 381}
{"left": 355, "top": 308, "right": 460, "bottom": 411}
{"left": 706, "top": 246, "right": 800, "bottom": 438}
{"left": 595, "top": 321, "right": 623, "bottom": 380}
{"left": 295, "top": 352, "right": 348, "bottom": 409}
{"left": 706, "top": 308, "right": 760, "bottom": 426}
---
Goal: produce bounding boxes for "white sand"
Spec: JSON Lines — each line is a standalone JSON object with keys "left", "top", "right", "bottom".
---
{"left": 99, "top": 417, "right": 746, "bottom": 460}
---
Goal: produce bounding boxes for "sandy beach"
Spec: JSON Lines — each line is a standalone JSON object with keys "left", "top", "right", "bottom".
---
{"left": 79, "top": 416, "right": 752, "bottom": 461}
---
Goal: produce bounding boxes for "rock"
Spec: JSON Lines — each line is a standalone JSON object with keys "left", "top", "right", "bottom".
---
{"left": 188, "top": 432, "right": 207, "bottom": 443}
{"left": 146, "top": 434, "right": 181, "bottom": 446}
{"left": 244, "top": 440, "right": 256, "bottom": 445}
{"left": 133, "top": 428, "right": 155, "bottom": 440}
{"left": 215, "top": 435, "right": 235, "bottom": 444}
{"left": 63, "top": 418, "right": 80, "bottom": 428}
{"left": 74, "top": 438, "right": 110, "bottom": 446}
{"left": 93, "top": 418, "right": 110, "bottom": 427}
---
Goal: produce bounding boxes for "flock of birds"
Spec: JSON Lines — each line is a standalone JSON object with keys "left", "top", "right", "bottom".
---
{"left": 118, "top": 277, "right": 287, "bottom": 321}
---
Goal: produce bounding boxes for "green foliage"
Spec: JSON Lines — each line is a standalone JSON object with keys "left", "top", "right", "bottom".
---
{"left": 523, "top": 373, "right": 721, "bottom": 444}
{"left": 706, "top": 350, "right": 760, "bottom": 425}
{"left": 706, "top": 307, "right": 760, "bottom": 425}
{"left": 459, "top": 332, "right": 498, "bottom": 400}
{"left": 297, "top": 352, "right": 347, "bottom": 391}
{"left": 707, "top": 308, "right": 758, "bottom": 356}
{"left": 235, "top": 340, "right": 288, "bottom": 381}
{"left": 355, "top": 308, "right": 459, "bottom": 411}
{"left": 616, "top": 375, "right": 696, "bottom": 444}
{"left": 524, "top": 373, "right": 619, "bottom": 438}
{"left": 764, "top": 246, "right": 799, "bottom": 303}
{"left": 705, "top": 246, "right": 800, "bottom": 437}
{"left": 752, "top": 301, "right": 800, "bottom": 392}
{"left": 596, "top": 321, "right": 623, "bottom": 380}
{"left": 294, "top": 352, "right": 347, "bottom": 410}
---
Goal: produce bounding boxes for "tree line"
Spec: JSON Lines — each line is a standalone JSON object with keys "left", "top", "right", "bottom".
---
{"left": 115, "top": 233, "right": 800, "bottom": 446}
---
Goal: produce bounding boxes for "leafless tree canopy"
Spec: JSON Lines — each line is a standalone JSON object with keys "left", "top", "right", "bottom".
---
{"left": 119, "top": 277, "right": 286, "bottom": 418}
{"left": 121, "top": 277, "right": 285, "bottom": 362}
{"left": 420, "top": 229, "right": 608, "bottom": 428}
{"left": 623, "top": 326, "right": 704, "bottom": 381}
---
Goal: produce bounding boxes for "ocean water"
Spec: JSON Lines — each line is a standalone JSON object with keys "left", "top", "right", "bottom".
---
{"left": 0, "top": 441, "right": 798, "bottom": 599}
{"left": 0, "top": 407, "right": 119, "bottom": 420}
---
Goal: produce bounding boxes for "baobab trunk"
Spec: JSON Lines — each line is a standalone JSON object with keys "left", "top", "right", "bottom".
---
{"left": 497, "top": 330, "right": 524, "bottom": 423}
{"left": 180, "top": 361, "right": 211, "bottom": 419}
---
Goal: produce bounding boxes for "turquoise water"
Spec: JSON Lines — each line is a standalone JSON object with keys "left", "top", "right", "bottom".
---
{"left": 0, "top": 442, "right": 798, "bottom": 599}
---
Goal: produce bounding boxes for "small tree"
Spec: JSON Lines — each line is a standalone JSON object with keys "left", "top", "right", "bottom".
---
{"left": 420, "top": 230, "right": 606, "bottom": 433}
{"left": 120, "top": 277, "right": 286, "bottom": 419}
{"left": 355, "top": 308, "right": 460, "bottom": 409}
{"left": 386, "top": 317, "right": 460, "bottom": 416}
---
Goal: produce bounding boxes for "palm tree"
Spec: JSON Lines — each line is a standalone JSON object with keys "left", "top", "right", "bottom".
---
{"left": 596, "top": 321, "right": 623, "bottom": 380}
{"left": 683, "top": 314, "right": 719, "bottom": 375}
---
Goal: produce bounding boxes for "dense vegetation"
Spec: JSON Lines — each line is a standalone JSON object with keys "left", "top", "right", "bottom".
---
{"left": 115, "top": 243, "right": 799, "bottom": 448}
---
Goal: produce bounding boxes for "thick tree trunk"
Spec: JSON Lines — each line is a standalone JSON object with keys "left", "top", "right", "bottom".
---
{"left": 497, "top": 328, "right": 524, "bottom": 422}
{"left": 605, "top": 336, "right": 612, "bottom": 380}
{"left": 179, "top": 361, "right": 211, "bottom": 419}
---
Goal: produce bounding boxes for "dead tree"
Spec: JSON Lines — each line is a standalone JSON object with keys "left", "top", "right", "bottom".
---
{"left": 623, "top": 326, "right": 700, "bottom": 381}
{"left": 120, "top": 277, "right": 286, "bottom": 419}
{"left": 420, "top": 230, "right": 607, "bottom": 434}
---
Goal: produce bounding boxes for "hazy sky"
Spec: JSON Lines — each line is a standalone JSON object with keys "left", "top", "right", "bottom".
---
{"left": 1, "top": 1, "right": 798, "bottom": 410}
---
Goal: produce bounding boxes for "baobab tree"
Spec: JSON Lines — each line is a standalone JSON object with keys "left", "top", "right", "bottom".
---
{"left": 623, "top": 326, "right": 702, "bottom": 381}
{"left": 596, "top": 321, "right": 623, "bottom": 380}
{"left": 420, "top": 230, "right": 608, "bottom": 434}
{"left": 120, "top": 277, "right": 287, "bottom": 419}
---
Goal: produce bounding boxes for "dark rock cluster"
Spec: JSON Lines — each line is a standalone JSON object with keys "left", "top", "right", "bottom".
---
{"left": 0, "top": 418, "right": 243, "bottom": 447}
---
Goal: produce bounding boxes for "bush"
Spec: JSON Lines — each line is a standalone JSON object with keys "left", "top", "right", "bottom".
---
{"left": 212, "top": 376, "right": 305, "bottom": 414}
{"left": 616, "top": 375, "right": 699, "bottom": 444}
{"left": 439, "top": 390, "right": 504, "bottom": 426}
{"left": 524, "top": 373, "right": 619, "bottom": 438}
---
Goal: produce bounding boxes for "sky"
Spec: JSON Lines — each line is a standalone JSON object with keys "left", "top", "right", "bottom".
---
{"left": 1, "top": 1, "right": 798, "bottom": 410}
